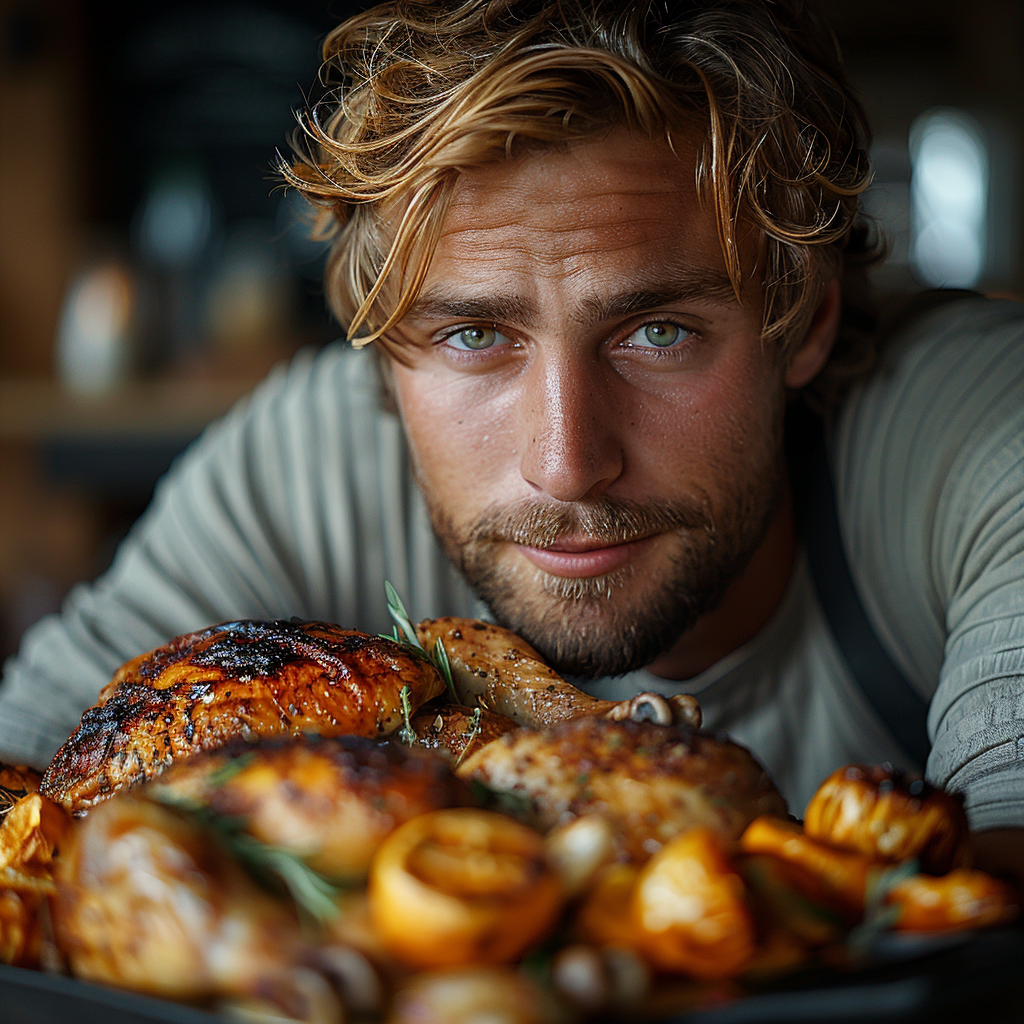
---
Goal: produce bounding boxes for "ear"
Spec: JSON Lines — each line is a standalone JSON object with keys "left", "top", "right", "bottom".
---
{"left": 784, "top": 276, "right": 841, "bottom": 389}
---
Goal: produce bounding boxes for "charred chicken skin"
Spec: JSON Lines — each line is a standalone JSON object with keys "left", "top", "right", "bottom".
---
{"left": 41, "top": 620, "right": 445, "bottom": 813}
{"left": 459, "top": 717, "right": 787, "bottom": 861}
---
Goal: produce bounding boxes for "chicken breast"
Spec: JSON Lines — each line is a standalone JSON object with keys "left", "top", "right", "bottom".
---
{"left": 42, "top": 620, "right": 445, "bottom": 813}
{"left": 459, "top": 717, "right": 787, "bottom": 861}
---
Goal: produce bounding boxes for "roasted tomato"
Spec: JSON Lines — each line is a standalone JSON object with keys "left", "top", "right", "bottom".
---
{"left": 630, "top": 826, "right": 755, "bottom": 979}
{"left": 368, "top": 808, "right": 563, "bottom": 969}
{"left": 887, "top": 870, "right": 1018, "bottom": 932}
{"left": 740, "top": 815, "right": 876, "bottom": 920}
{"left": 804, "top": 765, "right": 969, "bottom": 873}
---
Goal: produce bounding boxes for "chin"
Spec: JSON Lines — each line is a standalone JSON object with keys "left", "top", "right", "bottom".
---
{"left": 463, "top": 543, "right": 735, "bottom": 679}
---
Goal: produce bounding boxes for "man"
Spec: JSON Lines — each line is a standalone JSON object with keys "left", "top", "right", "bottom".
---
{"left": 1, "top": 0, "right": 1022, "bottom": 871}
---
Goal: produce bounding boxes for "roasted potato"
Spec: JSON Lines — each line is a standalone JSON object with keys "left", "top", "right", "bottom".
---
{"left": 887, "top": 870, "right": 1018, "bottom": 932}
{"left": 804, "top": 765, "right": 969, "bottom": 873}
{"left": 740, "top": 815, "right": 877, "bottom": 920}
{"left": 630, "top": 826, "right": 756, "bottom": 979}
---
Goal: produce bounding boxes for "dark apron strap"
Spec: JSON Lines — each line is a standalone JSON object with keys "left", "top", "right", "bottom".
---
{"left": 787, "top": 399, "right": 931, "bottom": 769}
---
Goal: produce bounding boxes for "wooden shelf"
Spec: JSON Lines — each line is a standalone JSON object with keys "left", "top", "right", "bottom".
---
{"left": 0, "top": 376, "right": 264, "bottom": 442}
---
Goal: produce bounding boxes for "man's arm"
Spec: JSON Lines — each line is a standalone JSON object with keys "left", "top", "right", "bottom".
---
{"left": 837, "top": 296, "right": 1024, "bottom": 832}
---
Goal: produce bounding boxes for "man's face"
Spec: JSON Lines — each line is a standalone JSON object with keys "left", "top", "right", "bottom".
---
{"left": 386, "top": 127, "right": 788, "bottom": 677}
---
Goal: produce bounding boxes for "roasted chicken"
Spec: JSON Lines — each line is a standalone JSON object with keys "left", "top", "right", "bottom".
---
{"left": 149, "top": 735, "right": 470, "bottom": 880}
{"left": 41, "top": 619, "right": 446, "bottom": 813}
{"left": 4, "top": 605, "right": 1013, "bottom": 1022}
{"left": 458, "top": 716, "right": 788, "bottom": 861}
{"left": 52, "top": 794, "right": 316, "bottom": 1005}
{"left": 416, "top": 617, "right": 702, "bottom": 730}
{"left": 410, "top": 704, "right": 520, "bottom": 765}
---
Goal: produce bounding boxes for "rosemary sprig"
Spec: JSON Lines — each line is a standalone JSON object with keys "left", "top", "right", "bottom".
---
{"left": 398, "top": 683, "right": 416, "bottom": 746}
{"left": 151, "top": 794, "right": 340, "bottom": 923}
{"left": 205, "top": 751, "right": 255, "bottom": 789}
{"left": 385, "top": 581, "right": 422, "bottom": 650}
{"left": 455, "top": 707, "right": 483, "bottom": 767}
{"left": 385, "top": 581, "right": 459, "bottom": 701}
{"left": 432, "top": 637, "right": 457, "bottom": 701}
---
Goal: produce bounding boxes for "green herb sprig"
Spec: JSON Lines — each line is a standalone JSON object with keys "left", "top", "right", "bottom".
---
{"left": 385, "top": 580, "right": 457, "bottom": 700}
{"left": 398, "top": 683, "right": 416, "bottom": 746}
{"left": 151, "top": 794, "right": 340, "bottom": 923}
{"left": 847, "top": 859, "right": 919, "bottom": 955}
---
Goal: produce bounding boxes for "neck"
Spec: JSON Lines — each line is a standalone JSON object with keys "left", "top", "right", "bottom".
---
{"left": 644, "top": 484, "right": 797, "bottom": 680}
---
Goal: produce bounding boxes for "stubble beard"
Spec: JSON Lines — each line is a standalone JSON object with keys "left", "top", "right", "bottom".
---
{"left": 425, "top": 469, "right": 783, "bottom": 678}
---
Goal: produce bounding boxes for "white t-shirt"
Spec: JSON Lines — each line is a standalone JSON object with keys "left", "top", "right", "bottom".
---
{"left": 2, "top": 296, "right": 1023, "bottom": 827}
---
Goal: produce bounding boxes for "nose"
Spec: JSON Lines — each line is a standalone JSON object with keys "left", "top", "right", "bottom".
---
{"left": 518, "top": 353, "right": 623, "bottom": 502}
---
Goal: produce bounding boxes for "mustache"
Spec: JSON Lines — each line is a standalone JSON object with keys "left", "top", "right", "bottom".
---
{"left": 467, "top": 496, "right": 715, "bottom": 549}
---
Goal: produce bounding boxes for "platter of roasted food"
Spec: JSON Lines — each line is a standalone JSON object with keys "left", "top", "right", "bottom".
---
{"left": 0, "top": 591, "right": 1019, "bottom": 1023}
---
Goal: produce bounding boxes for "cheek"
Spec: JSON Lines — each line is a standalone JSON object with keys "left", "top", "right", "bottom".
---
{"left": 391, "top": 366, "right": 522, "bottom": 499}
{"left": 626, "top": 353, "right": 783, "bottom": 481}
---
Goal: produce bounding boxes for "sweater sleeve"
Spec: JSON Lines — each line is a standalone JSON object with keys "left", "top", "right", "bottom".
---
{"left": 836, "top": 297, "right": 1024, "bottom": 831}
{"left": 0, "top": 344, "right": 427, "bottom": 768}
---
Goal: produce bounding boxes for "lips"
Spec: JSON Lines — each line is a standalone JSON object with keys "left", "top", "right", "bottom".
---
{"left": 515, "top": 535, "right": 658, "bottom": 578}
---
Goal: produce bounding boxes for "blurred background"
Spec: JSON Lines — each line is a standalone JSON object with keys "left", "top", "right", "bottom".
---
{"left": 0, "top": 0, "right": 1021, "bottom": 663}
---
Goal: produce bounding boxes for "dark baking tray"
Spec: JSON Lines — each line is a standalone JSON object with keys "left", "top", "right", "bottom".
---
{"left": 2, "top": 927, "right": 1022, "bottom": 1024}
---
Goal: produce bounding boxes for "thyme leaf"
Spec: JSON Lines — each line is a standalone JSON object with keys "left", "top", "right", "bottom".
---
{"left": 398, "top": 683, "right": 416, "bottom": 746}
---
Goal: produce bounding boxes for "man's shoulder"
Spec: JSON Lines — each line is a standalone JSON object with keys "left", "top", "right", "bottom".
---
{"left": 858, "top": 293, "right": 1024, "bottom": 400}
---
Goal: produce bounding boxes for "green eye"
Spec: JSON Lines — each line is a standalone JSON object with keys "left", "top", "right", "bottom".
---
{"left": 643, "top": 323, "right": 680, "bottom": 347}
{"left": 453, "top": 327, "right": 497, "bottom": 350}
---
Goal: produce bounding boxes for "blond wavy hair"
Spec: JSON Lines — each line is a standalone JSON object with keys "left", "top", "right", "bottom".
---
{"left": 281, "top": 0, "right": 880, "bottom": 397}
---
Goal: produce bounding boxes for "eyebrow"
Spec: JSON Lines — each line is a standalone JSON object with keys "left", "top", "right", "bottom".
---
{"left": 404, "top": 266, "right": 741, "bottom": 330}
